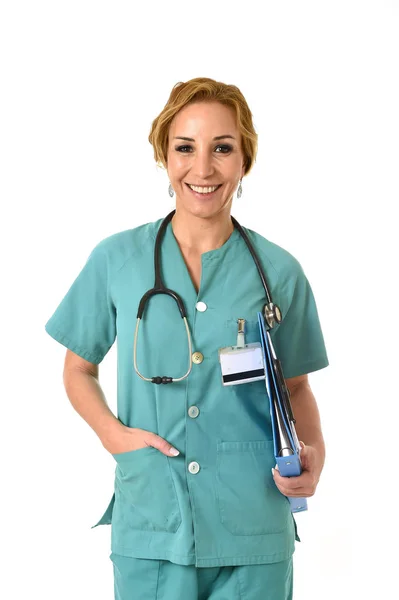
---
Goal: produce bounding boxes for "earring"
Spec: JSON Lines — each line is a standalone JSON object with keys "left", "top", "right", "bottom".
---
{"left": 237, "top": 179, "right": 243, "bottom": 199}
{"left": 168, "top": 182, "right": 175, "bottom": 198}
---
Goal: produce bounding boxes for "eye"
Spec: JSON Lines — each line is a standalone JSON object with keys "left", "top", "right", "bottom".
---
{"left": 215, "top": 144, "right": 232, "bottom": 153}
{"left": 175, "top": 144, "right": 232, "bottom": 153}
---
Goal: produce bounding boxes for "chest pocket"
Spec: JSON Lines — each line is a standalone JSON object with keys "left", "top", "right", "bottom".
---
{"left": 216, "top": 440, "right": 291, "bottom": 536}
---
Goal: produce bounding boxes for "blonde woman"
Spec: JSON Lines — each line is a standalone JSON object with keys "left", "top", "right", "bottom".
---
{"left": 45, "top": 77, "right": 329, "bottom": 599}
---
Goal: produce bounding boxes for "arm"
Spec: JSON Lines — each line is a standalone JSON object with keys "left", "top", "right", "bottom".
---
{"left": 285, "top": 374, "right": 326, "bottom": 480}
{"left": 62, "top": 349, "right": 180, "bottom": 456}
{"left": 271, "top": 373, "right": 326, "bottom": 497}
{"left": 63, "top": 349, "right": 123, "bottom": 451}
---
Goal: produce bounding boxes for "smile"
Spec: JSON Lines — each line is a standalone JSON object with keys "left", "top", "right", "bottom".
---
{"left": 185, "top": 183, "right": 222, "bottom": 198}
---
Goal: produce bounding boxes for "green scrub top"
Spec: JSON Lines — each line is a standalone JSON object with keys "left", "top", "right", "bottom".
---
{"left": 45, "top": 217, "right": 329, "bottom": 568}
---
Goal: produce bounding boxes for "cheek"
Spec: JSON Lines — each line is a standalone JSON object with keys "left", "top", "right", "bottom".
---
{"left": 168, "top": 154, "right": 187, "bottom": 173}
{"left": 226, "top": 163, "right": 241, "bottom": 180}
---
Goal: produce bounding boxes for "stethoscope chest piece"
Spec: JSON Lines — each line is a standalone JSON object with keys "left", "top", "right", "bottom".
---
{"left": 263, "top": 302, "right": 282, "bottom": 330}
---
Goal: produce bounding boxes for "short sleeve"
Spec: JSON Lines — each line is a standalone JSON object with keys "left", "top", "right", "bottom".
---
{"left": 270, "top": 260, "right": 329, "bottom": 379}
{"left": 44, "top": 241, "right": 117, "bottom": 364}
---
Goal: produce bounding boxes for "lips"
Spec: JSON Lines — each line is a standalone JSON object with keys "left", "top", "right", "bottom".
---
{"left": 184, "top": 182, "right": 223, "bottom": 200}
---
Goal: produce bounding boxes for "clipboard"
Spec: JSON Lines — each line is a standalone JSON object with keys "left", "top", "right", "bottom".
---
{"left": 257, "top": 312, "right": 308, "bottom": 513}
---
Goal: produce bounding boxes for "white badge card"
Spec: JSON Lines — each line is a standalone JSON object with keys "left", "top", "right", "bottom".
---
{"left": 218, "top": 319, "right": 266, "bottom": 386}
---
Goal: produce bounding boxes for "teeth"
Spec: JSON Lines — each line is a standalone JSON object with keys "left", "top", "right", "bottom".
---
{"left": 188, "top": 184, "right": 219, "bottom": 194}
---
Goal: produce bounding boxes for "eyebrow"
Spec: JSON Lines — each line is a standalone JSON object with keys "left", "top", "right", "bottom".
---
{"left": 173, "top": 135, "right": 236, "bottom": 141}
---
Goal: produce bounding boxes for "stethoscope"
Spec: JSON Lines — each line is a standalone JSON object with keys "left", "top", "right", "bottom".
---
{"left": 133, "top": 210, "right": 282, "bottom": 384}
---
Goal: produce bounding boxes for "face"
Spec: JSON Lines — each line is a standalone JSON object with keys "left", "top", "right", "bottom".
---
{"left": 166, "top": 101, "right": 245, "bottom": 220}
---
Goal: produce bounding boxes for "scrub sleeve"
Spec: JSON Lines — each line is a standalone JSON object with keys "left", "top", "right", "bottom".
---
{"left": 268, "top": 254, "right": 329, "bottom": 378}
{"left": 45, "top": 239, "right": 117, "bottom": 364}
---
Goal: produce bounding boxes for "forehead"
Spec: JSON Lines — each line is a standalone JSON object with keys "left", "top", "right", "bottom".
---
{"left": 169, "top": 101, "right": 238, "bottom": 137}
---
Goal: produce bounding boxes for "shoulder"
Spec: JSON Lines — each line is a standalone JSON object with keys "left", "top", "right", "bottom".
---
{"left": 240, "top": 224, "right": 305, "bottom": 285}
{"left": 87, "top": 218, "right": 162, "bottom": 273}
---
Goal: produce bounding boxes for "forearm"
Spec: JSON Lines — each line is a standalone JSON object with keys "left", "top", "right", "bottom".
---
{"left": 289, "top": 382, "right": 326, "bottom": 477}
{"left": 63, "top": 368, "right": 123, "bottom": 447}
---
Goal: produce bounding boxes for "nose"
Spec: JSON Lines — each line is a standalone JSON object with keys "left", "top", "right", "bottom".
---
{"left": 191, "top": 148, "right": 215, "bottom": 180}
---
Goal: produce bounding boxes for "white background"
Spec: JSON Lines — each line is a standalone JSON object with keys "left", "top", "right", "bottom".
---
{"left": 1, "top": 1, "right": 398, "bottom": 598}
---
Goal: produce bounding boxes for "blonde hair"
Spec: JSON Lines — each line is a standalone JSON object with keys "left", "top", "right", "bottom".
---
{"left": 148, "top": 77, "right": 258, "bottom": 177}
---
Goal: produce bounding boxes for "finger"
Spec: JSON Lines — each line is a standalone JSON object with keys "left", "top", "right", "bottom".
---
{"left": 272, "top": 469, "right": 315, "bottom": 496}
{"left": 272, "top": 468, "right": 309, "bottom": 490}
{"left": 149, "top": 434, "right": 180, "bottom": 457}
{"left": 272, "top": 476, "right": 310, "bottom": 497}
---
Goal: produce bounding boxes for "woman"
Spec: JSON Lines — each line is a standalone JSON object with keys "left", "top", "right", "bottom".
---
{"left": 45, "top": 77, "right": 329, "bottom": 600}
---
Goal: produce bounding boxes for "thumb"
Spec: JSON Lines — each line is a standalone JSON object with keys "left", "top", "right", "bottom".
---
{"left": 150, "top": 434, "right": 180, "bottom": 457}
{"left": 299, "top": 441, "right": 307, "bottom": 461}
{"left": 298, "top": 440, "right": 311, "bottom": 470}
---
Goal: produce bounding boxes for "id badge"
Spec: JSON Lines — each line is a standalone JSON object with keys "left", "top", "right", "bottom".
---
{"left": 218, "top": 319, "right": 266, "bottom": 386}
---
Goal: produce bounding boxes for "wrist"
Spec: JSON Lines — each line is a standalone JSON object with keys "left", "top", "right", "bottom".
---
{"left": 97, "top": 417, "right": 126, "bottom": 449}
{"left": 306, "top": 440, "right": 325, "bottom": 480}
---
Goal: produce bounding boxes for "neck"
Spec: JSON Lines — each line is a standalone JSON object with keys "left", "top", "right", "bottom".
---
{"left": 171, "top": 208, "right": 234, "bottom": 254}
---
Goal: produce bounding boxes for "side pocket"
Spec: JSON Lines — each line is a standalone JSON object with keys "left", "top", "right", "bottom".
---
{"left": 112, "top": 446, "right": 182, "bottom": 533}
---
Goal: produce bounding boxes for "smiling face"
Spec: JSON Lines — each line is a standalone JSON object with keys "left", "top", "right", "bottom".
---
{"left": 166, "top": 101, "right": 245, "bottom": 220}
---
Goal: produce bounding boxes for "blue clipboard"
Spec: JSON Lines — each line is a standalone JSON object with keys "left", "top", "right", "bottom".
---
{"left": 257, "top": 312, "right": 308, "bottom": 513}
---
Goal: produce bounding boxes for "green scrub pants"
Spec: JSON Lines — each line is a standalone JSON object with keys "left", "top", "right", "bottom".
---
{"left": 110, "top": 553, "right": 293, "bottom": 600}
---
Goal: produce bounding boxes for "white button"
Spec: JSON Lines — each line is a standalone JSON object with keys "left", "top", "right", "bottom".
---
{"left": 188, "top": 406, "right": 200, "bottom": 418}
{"left": 188, "top": 461, "right": 200, "bottom": 474}
{"left": 195, "top": 301, "right": 207, "bottom": 312}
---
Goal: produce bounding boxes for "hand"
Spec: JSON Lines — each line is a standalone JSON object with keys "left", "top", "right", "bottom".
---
{"left": 102, "top": 424, "right": 180, "bottom": 457}
{"left": 272, "top": 441, "right": 321, "bottom": 498}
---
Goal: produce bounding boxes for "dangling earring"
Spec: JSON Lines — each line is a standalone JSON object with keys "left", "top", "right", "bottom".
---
{"left": 168, "top": 182, "right": 175, "bottom": 198}
{"left": 237, "top": 178, "right": 243, "bottom": 199}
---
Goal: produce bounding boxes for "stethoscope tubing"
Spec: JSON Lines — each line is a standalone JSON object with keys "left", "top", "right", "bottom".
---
{"left": 137, "top": 211, "right": 186, "bottom": 320}
{"left": 230, "top": 215, "right": 273, "bottom": 309}
{"left": 133, "top": 314, "right": 193, "bottom": 384}
{"left": 133, "top": 210, "right": 282, "bottom": 384}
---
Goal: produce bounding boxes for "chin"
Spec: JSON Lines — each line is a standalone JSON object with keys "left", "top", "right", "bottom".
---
{"left": 181, "top": 202, "right": 225, "bottom": 220}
